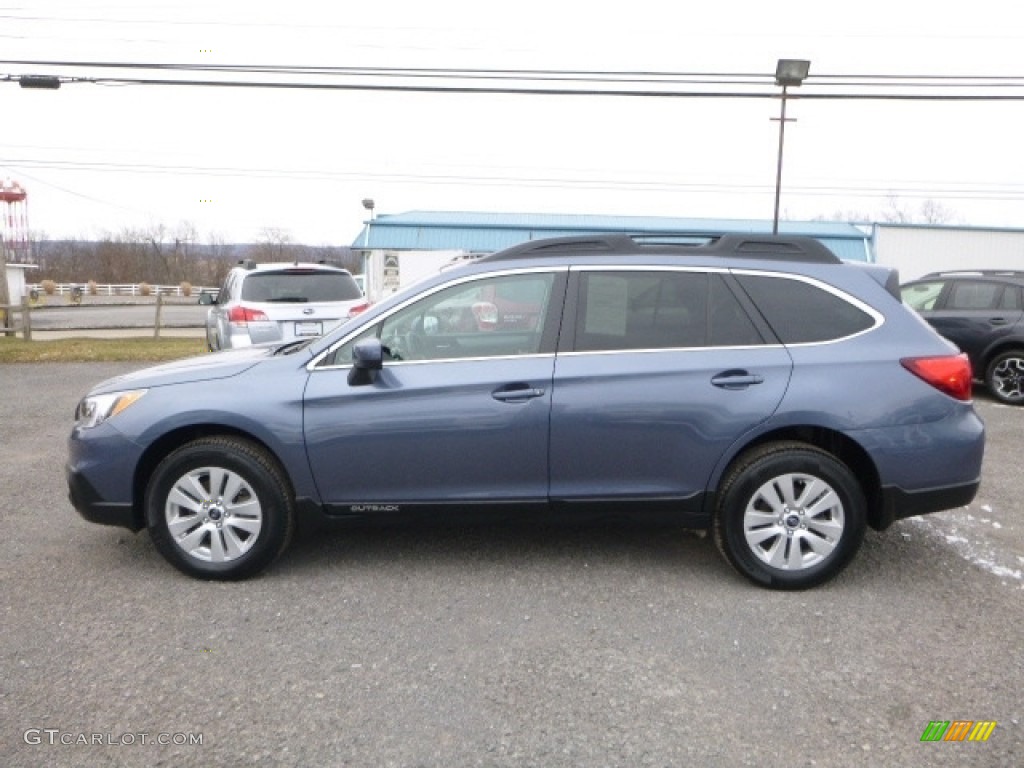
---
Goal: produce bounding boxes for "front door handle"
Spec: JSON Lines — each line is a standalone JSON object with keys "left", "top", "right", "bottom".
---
{"left": 492, "top": 385, "right": 546, "bottom": 402}
{"left": 711, "top": 370, "right": 765, "bottom": 390}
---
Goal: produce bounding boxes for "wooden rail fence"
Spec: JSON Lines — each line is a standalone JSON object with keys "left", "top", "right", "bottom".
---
{"left": 0, "top": 298, "right": 33, "bottom": 340}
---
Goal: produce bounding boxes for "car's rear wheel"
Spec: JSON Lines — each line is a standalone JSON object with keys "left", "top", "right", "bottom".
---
{"left": 714, "top": 442, "right": 866, "bottom": 590}
{"left": 985, "top": 350, "right": 1024, "bottom": 405}
{"left": 145, "top": 437, "right": 294, "bottom": 580}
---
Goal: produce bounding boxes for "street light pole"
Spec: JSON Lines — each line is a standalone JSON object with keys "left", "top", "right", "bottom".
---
{"left": 771, "top": 59, "right": 810, "bottom": 235}
{"left": 772, "top": 86, "right": 790, "bottom": 235}
{"left": 361, "top": 198, "right": 375, "bottom": 248}
{"left": 361, "top": 198, "right": 375, "bottom": 298}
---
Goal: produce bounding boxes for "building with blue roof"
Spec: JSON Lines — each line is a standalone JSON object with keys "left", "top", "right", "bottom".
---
{"left": 351, "top": 210, "right": 874, "bottom": 301}
{"left": 352, "top": 211, "right": 874, "bottom": 262}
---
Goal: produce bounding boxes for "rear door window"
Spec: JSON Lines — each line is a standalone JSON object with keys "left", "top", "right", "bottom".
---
{"left": 572, "top": 270, "right": 763, "bottom": 352}
{"left": 946, "top": 281, "right": 1003, "bottom": 311}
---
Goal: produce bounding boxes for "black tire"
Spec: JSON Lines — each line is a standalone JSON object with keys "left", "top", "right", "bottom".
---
{"left": 713, "top": 442, "right": 866, "bottom": 590}
{"left": 985, "top": 350, "right": 1024, "bottom": 405}
{"left": 145, "top": 437, "right": 295, "bottom": 580}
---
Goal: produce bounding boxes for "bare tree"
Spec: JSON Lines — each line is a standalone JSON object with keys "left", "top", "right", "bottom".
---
{"left": 196, "top": 232, "right": 238, "bottom": 287}
{"left": 919, "top": 199, "right": 957, "bottom": 225}
{"left": 252, "top": 227, "right": 295, "bottom": 262}
{"left": 882, "top": 196, "right": 957, "bottom": 225}
{"left": 813, "top": 209, "right": 874, "bottom": 223}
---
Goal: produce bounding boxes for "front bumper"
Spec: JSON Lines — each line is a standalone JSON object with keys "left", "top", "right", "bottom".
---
{"left": 67, "top": 464, "right": 142, "bottom": 531}
{"left": 67, "top": 423, "right": 145, "bottom": 532}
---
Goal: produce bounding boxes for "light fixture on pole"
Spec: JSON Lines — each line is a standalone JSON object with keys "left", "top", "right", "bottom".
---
{"left": 18, "top": 75, "right": 61, "bottom": 89}
{"left": 361, "top": 198, "right": 375, "bottom": 248}
{"left": 771, "top": 59, "right": 810, "bottom": 235}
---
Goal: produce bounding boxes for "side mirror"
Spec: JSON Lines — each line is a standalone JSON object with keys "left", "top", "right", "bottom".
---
{"left": 348, "top": 337, "right": 384, "bottom": 386}
{"left": 198, "top": 292, "right": 216, "bottom": 306}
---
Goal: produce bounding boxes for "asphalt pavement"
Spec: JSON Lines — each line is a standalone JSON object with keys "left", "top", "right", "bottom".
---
{"left": 23, "top": 300, "right": 207, "bottom": 338}
{"left": 0, "top": 362, "right": 1020, "bottom": 768}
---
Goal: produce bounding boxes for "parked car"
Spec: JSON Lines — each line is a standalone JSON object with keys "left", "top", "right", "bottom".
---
{"left": 69, "top": 234, "right": 984, "bottom": 589}
{"left": 900, "top": 270, "right": 1024, "bottom": 405}
{"left": 200, "top": 261, "right": 368, "bottom": 350}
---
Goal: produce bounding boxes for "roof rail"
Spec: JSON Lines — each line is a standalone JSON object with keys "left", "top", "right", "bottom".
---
{"left": 481, "top": 233, "right": 842, "bottom": 264}
{"left": 923, "top": 269, "right": 1024, "bottom": 278}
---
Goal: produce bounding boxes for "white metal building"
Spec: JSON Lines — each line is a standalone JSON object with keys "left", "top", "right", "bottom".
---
{"left": 873, "top": 224, "right": 1024, "bottom": 281}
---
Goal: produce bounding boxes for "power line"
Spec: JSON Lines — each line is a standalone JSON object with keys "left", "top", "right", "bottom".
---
{"left": 6, "top": 167, "right": 161, "bottom": 217}
{"left": 6, "top": 59, "right": 1024, "bottom": 81}
{"left": 7, "top": 156, "right": 1024, "bottom": 203}
{"left": 5, "top": 60, "right": 1024, "bottom": 99}
{"left": 11, "top": 74, "right": 1024, "bottom": 101}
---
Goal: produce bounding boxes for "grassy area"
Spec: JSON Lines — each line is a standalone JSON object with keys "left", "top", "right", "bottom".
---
{"left": 0, "top": 337, "right": 209, "bottom": 363}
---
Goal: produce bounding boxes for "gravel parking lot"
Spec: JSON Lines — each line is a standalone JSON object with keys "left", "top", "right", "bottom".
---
{"left": 1, "top": 362, "right": 1020, "bottom": 767}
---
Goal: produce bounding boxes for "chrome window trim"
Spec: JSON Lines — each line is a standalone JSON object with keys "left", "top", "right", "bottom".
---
{"left": 329, "top": 352, "right": 557, "bottom": 369}
{"left": 308, "top": 262, "right": 885, "bottom": 369}
{"left": 569, "top": 264, "right": 729, "bottom": 274}
{"left": 307, "top": 266, "right": 567, "bottom": 371}
{"left": 559, "top": 344, "right": 786, "bottom": 359}
{"left": 568, "top": 265, "right": 883, "bottom": 351}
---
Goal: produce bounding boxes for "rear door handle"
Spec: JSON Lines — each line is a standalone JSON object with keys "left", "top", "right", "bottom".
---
{"left": 711, "top": 370, "right": 765, "bottom": 390}
{"left": 492, "top": 386, "right": 546, "bottom": 402}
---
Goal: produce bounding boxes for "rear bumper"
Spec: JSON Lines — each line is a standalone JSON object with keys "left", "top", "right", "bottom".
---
{"left": 876, "top": 479, "right": 981, "bottom": 530}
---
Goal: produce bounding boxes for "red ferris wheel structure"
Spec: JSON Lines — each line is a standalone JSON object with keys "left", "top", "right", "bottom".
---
{"left": 0, "top": 178, "right": 30, "bottom": 264}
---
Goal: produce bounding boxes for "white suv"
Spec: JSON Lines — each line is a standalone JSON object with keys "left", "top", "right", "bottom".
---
{"left": 201, "top": 261, "right": 368, "bottom": 350}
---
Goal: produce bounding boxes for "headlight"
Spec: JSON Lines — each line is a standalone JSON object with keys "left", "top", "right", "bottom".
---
{"left": 75, "top": 389, "right": 148, "bottom": 429}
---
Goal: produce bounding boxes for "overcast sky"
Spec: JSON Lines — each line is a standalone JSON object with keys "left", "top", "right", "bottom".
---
{"left": 2, "top": 1, "right": 1023, "bottom": 245}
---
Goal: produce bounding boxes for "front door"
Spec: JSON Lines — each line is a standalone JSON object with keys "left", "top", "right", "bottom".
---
{"left": 303, "top": 270, "right": 565, "bottom": 510}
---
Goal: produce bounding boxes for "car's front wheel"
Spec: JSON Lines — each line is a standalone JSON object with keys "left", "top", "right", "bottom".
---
{"left": 145, "top": 437, "right": 295, "bottom": 579}
{"left": 985, "top": 349, "right": 1024, "bottom": 405}
{"left": 714, "top": 442, "right": 866, "bottom": 590}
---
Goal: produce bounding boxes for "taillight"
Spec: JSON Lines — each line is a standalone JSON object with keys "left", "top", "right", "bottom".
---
{"left": 901, "top": 354, "right": 973, "bottom": 401}
{"left": 347, "top": 302, "right": 370, "bottom": 318}
{"left": 226, "top": 305, "right": 270, "bottom": 326}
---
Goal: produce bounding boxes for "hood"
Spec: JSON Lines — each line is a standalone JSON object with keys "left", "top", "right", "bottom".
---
{"left": 89, "top": 345, "right": 274, "bottom": 393}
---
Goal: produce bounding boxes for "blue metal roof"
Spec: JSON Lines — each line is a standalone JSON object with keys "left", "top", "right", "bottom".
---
{"left": 353, "top": 211, "right": 873, "bottom": 262}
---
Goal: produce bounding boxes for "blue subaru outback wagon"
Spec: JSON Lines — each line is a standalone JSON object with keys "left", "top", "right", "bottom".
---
{"left": 68, "top": 234, "right": 985, "bottom": 589}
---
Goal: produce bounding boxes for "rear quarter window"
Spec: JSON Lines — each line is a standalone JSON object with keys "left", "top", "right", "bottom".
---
{"left": 735, "top": 274, "right": 876, "bottom": 344}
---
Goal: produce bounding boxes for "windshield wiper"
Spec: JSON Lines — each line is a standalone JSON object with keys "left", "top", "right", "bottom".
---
{"left": 274, "top": 339, "right": 316, "bottom": 355}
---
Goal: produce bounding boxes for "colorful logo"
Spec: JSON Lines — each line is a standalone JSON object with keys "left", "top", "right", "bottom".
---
{"left": 920, "top": 720, "right": 997, "bottom": 742}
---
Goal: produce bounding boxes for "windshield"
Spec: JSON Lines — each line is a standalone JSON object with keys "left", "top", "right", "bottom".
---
{"left": 241, "top": 271, "right": 362, "bottom": 302}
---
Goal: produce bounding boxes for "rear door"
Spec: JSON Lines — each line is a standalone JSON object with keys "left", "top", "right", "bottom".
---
{"left": 549, "top": 268, "right": 792, "bottom": 508}
{"left": 927, "top": 280, "right": 1024, "bottom": 363}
